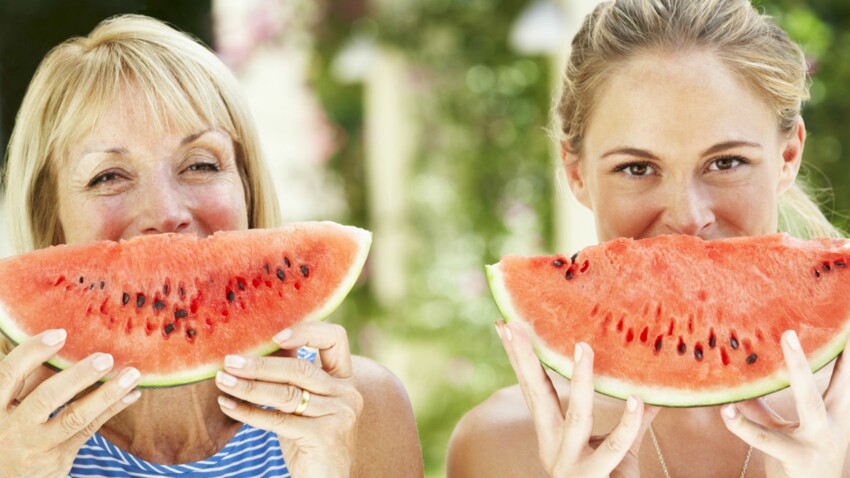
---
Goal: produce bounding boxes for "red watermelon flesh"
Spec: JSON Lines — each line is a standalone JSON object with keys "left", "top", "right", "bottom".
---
{"left": 487, "top": 234, "right": 850, "bottom": 406}
{"left": 0, "top": 222, "right": 371, "bottom": 387}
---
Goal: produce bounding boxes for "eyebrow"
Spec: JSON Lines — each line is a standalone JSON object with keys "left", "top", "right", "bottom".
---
{"left": 81, "top": 129, "right": 214, "bottom": 157}
{"left": 600, "top": 140, "right": 763, "bottom": 160}
{"left": 181, "top": 128, "right": 213, "bottom": 145}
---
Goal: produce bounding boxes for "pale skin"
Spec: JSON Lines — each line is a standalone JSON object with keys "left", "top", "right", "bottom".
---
{"left": 447, "top": 50, "right": 850, "bottom": 477}
{"left": 0, "top": 84, "right": 423, "bottom": 477}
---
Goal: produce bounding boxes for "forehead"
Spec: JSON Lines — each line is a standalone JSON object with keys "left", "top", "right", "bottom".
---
{"left": 583, "top": 50, "right": 780, "bottom": 154}
{"left": 67, "top": 83, "right": 212, "bottom": 154}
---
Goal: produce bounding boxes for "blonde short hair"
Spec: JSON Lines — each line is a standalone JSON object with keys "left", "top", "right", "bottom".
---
{"left": 3, "top": 14, "right": 281, "bottom": 254}
{"left": 557, "top": 0, "right": 841, "bottom": 239}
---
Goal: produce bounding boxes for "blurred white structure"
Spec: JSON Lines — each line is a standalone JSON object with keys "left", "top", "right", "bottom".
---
{"left": 214, "top": 0, "right": 347, "bottom": 223}
{"left": 509, "top": 0, "right": 571, "bottom": 55}
{"left": 549, "top": 0, "right": 602, "bottom": 253}
{"left": 331, "top": 36, "right": 380, "bottom": 84}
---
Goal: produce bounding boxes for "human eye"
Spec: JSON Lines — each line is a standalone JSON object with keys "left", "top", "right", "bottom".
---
{"left": 706, "top": 155, "right": 748, "bottom": 172}
{"left": 612, "top": 161, "right": 656, "bottom": 177}
{"left": 186, "top": 161, "right": 220, "bottom": 172}
{"left": 86, "top": 170, "right": 125, "bottom": 188}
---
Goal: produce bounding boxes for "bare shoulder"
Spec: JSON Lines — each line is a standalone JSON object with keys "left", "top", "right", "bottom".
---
{"left": 350, "top": 355, "right": 424, "bottom": 477}
{"left": 447, "top": 371, "right": 627, "bottom": 478}
{"left": 447, "top": 383, "right": 547, "bottom": 477}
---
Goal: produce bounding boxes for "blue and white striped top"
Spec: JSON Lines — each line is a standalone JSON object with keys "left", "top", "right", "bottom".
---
{"left": 69, "top": 423, "right": 289, "bottom": 478}
{"left": 68, "top": 348, "right": 316, "bottom": 478}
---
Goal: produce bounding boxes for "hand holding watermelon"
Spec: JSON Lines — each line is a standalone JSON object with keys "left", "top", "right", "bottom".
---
{"left": 0, "top": 330, "right": 140, "bottom": 477}
{"left": 215, "top": 321, "right": 363, "bottom": 477}
{"left": 722, "top": 329, "right": 850, "bottom": 478}
{"left": 496, "top": 321, "right": 660, "bottom": 477}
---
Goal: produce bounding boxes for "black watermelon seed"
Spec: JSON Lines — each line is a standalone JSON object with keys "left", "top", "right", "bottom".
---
{"left": 179, "top": 287, "right": 185, "bottom": 297}
{"left": 730, "top": 337, "right": 739, "bottom": 349}
{"left": 815, "top": 270, "right": 821, "bottom": 278}
{"left": 276, "top": 269, "right": 285, "bottom": 282}
{"left": 565, "top": 269, "right": 574, "bottom": 281}
{"left": 285, "top": 257, "right": 291, "bottom": 268}
{"left": 174, "top": 309, "right": 188, "bottom": 319}
{"left": 136, "top": 294, "right": 146, "bottom": 308}
{"left": 100, "top": 281, "right": 105, "bottom": 290}
{"left": 677, "top": 341, "right": 686, "bottom": 355}
{"left": 300, "top": 265, "right": 309, "bottom": 278}
{"left": 90, "top": 283, "right": 95, "bottom": 290}
{"left": 654, "top": 336, "right": 663, "bottom": 352}
{"left": 227, "top": 290, "right": 235, "bottom": 303}
{"left": 153, "top": 301, "right": 166, "bottom": 310}
{"left": 79, "top": 276, "right": 84, "bottom": 284}
{"left": 164, "top": 323, "right": 175, "bottom": 335}
{"left": 264, "top": 263, "right": 270, "bottom": 273}
{"left": 709, "top": 333, "right": 716, "bottom": 348}
{"left": 694, "top": 346, "right": 703, "bottom": 360}
{"left": 570, "top": 253, "right": 578, "bottom": 264}
{"left": 836, "top": 261, "right": 846, "bottom": 267}
{"left": 237, "top": 280, "right": 245, "bottom": 290}
{"left": 746, "top": 353, "right": 758, "bottom": 365}
{"left": 122, "top": 293, "right": 130, "bottom": 305}
{"left": 553, "top": 259, "right": 564, "bottom": 267}
{"left": 823, "top": 264, "right": 831, "bottom": 272}
{"left": 186, "top": 328, "right": 197, "bottom": 338}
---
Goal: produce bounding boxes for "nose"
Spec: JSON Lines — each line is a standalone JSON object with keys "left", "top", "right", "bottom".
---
{"left": 661, "top": 180, "right": 715, "bottom": 236}
{"left": 135, "top": 177, "right": 193, "bottom": 235}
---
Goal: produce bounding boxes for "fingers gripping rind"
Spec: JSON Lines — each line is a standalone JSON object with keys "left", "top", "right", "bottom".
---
{"left": 560, "top": 343, "right": 595, "bottom": 465}
{"left": 499, "top": 322, "right": 563, "bottom": 457}
{"left": 782, "top": 330, "right": 828, "bottom": 435}
{"left": 275, "top": 323, "right": 353, "bottom": 379}
{"left": 0, "top": 331, "right": 66, "bottom": 410}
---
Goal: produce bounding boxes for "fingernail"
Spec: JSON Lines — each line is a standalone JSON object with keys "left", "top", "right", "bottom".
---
{"left": 723, "top": 404, "right": 738, "bottom": 419}
{"left": 122, "top": 390, "right": 141, "bottom": 404}
{"left": 225, "top": 355, "right": 246, "bottom": 369}
{"left": 785, "top": 330, "right": 801, "bottom": 351}
{"left": 495, "top": 323, "right": 503, "bottom": 339}
{"left": 92, "top": 353, "right": 114, "bottom": 372}
{"left": 218, "top": 396, "right": 236, "bottom": 410}
{"left": 118, "top": 368, "right": 140, "bottom": 389}
{"left": 627, "top": 395, "right": 637, "bottom": 412}
{"left": 574, "top": 343, "right": 583, "bottom": 364}
{"left": 216, "top": 371, "right": 238, "bottom": 387}
{"left": 41, "top": 329, "right": 66, "bottom": 346}
{"left": 273, "top": 328, "right": 292, "bottom": 343}
{"left": 503, "top": 326, "right": 513, "bottom": 342}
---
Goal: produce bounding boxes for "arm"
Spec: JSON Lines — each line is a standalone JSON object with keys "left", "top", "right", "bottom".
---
{"left": 350, "top": 355, "right": 423, "bottom": 477}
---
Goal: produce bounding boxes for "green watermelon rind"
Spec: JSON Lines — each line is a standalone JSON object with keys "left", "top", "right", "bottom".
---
{"left": 0, "top": 225, "right": 373, "bottom": 388}
{"left": 485, "top": 261, "right": 850, "bottom": 407}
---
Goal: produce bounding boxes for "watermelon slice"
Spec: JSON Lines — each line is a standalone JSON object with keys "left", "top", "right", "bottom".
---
{"left": 487, "top": 234, "right": 850, "bottom": 406}
{"left": 0, "top": 222, "right": 371, "bottom": 387}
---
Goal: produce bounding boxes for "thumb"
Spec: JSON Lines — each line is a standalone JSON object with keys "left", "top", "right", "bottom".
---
{"left": 631, "top": 404, "right": 661, "bottom": 452}
{"left": 609, "top": 403, "right": 661, "bottom": 478}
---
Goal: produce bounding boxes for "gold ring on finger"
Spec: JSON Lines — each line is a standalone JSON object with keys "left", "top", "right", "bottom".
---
{"left": 293, "top": 389, "right": 311, "bottom": 416}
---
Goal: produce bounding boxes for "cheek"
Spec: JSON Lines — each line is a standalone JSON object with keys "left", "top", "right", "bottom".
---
{"left": 191, "top": 181, "right": 249, "bottom": 231}
{"left": 60, "top": 196, "right": 134, "bottom": 244}
{"left": 592, "top": 188, "right": 663, "bottom": 240}
{"left": 713, "top": 181, "right": 779, "bottom": 234}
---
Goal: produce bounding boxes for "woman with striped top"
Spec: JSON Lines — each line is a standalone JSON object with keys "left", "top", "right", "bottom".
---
{"left": 0, "top": 14, "right": 422, "bottom": 477}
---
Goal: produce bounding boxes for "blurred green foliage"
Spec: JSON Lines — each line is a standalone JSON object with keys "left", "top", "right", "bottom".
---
{"left": 311, "top": 1, "right": 850, "bottom": 476}
{"left": 312, "top": 1, "right": 553, "bottom": 475}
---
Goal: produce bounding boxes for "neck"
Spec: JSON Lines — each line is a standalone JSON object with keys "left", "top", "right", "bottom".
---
{"left": 99, "top": 380, "right": 242, "bottom": 464}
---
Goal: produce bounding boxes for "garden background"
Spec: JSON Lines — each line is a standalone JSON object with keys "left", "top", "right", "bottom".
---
{"left": 1, "top": 1, "right": 849, "bottom": 476}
